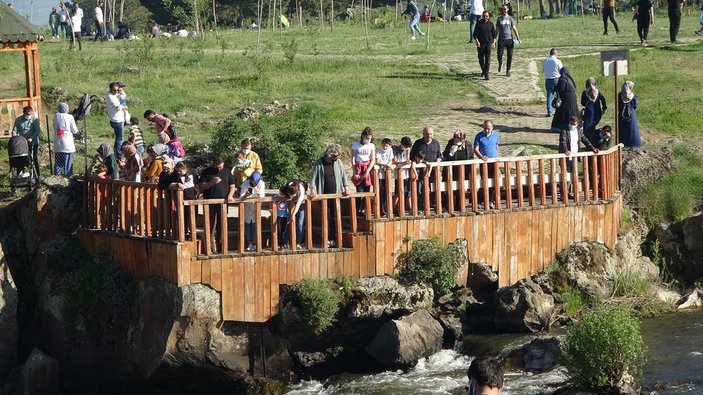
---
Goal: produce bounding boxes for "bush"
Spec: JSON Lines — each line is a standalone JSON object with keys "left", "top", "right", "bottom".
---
{"left": 211, "top": 104, "right": 332, "bottom": 187}
{"left": 561, "top": 305, "right": 646, "bottom": 390}
{"left": 399, "top": 236, "right": 461, "bottom": 296}
{"left": 292, "top": 278, "right": 341, "bottom": 335}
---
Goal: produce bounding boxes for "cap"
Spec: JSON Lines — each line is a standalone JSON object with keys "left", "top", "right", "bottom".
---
{"left": 249, "top": 171, "right": 261, "bottom": 184}
{"left": 116, "top": 81, "right": 126, "bottom": 88}
{"left": 52, "top": 6, "right": 56, "bottom": 10}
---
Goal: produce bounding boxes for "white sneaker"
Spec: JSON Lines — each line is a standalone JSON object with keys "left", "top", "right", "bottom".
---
{"left": 410, "top": 36, "right": 416, "bottom": 40}
{"left": 328, "top": 240, "right": 336, "bottom": 248}
{"left": 420, "top": 32, "right": 425, "bottom": 36}
{"left": 246, "top": 243, "right": 255, "bottom": 251}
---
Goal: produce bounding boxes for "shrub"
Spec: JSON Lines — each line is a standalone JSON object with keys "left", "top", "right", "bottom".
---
{"left": 211, "top": 104, "right": 331, "bottom": 187}
{"left": 561, "top": 305, "right": 646, "bottom": 390}
{"left": 399, "top": 236, "right": 462, "bottom": 296}
{"left": 292, "top": 278, "right": 341, "bottom": 335}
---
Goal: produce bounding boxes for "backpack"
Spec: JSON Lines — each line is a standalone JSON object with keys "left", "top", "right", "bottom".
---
{"left": 621, "top": 102, "right": 632, "bottom": 122}
{"left": 71, "top": 93, "right": 98, "bottom": 121}
{"left": 167, "top": 137, "right": 186, "bottom": 158}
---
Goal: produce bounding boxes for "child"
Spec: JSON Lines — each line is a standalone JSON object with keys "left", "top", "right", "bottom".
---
{"left": 279, "top": 179, "right": 307, "bottom": 249}
{"left": 128, "top": 117, "right": 146, "bottom": 155}
{"left": 376, "top": 138, "right": 395, "bottom": 216}
{"left": 117, "top": 82, "right": 132, "bottom": 123}
{"left": 231, "top": 151, "right": 254, "bottom": 186}
{"left": 95, "top": 164, "right": 108, "bottom": 179}
{"left": 393, "top": 136, "right": 412, "bottom": 213}
{"left": 239, "top": 171, "right": 265, "bottom": 251}
{"left": 169, "top": 162, "right": 197, "bottom": 200}
{"left": 274, "top": 193, "right": 289, "bottom": 247}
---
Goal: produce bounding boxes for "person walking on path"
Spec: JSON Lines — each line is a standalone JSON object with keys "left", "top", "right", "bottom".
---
{"left": 106, "top": 82, "right": 128, "bottom": 156}
{"left": 551, "top": 67, "right": 579, "bottom": 132}
{"left": 634, "top": 0, "right": 655, "bottom": 46}
{"left": 93, "top": 1, "right": 105, "bottom": 41}
{"left": 402, "top": 0, "right": 425, "bottom": 40}
{"left": 309, "top": 144, "right": 349, "bottom": 248}
{"left": 468, "top": 0, "right": 485, "bottom": 42}
{"left": 580, "top": 77, "right": 607, "bottom": 142}
{"left": 618, "top": 80, "right": 642, "bottom": 147}
{"left": 69, "top": 8, "right": 83, "bottom": 51}
{"left": 474, "top": 11, "right": 497, "bottom": 80}
{"left": 495, "top": 5, "right": 520, "bottom": 77}
{"left": 542, "top": 48, "right": 563, "bottom": 117}
{"left": 668, "top": 0, "right": 684, "bottom": 43}
{"left": 49, "top": 7, "right": 60, "bottom": 39}
{"left": 602, "top": 0, "right": 620, "bottom": 35}
{"left": 53, "top": 103, "right": 78, "bottom": 176}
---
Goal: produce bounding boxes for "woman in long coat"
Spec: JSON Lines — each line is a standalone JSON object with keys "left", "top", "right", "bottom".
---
{"left": 551, "top": 67, "right": 579, "bottom": 132}
{"left": 618, "top": 80, "right": 642, "bottom": 147}
{"left": 581, "top": 77, "right": 607, "bottom": 142}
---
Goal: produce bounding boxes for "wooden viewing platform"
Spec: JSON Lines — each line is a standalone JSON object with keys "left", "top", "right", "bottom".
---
{"left": 79, "top": 145, "right": 623, "bottom": 323}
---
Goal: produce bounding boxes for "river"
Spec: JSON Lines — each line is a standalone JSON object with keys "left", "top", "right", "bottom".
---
{"left": 286, "top": 310, "right": 703, "bottom": 395}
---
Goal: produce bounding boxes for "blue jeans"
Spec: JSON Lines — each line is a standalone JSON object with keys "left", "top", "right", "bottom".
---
{"left": 409, "top": 14, "right": 423, "bottom": 36}
{"left": 51, "top": 25, "right": 59, "bottom": 37}
{"left": 94, "top": 21, "right": 104, "bottom": 41}
{"left": 110, "top": 120, "right": 124, "bottom": 157}
{"left": 54, "top": 152, "right": 74, "bottom": 176}
{"left": 545, "top": 78, "right": 558, "bottom": 116}
{"left": 469, "top": 14, "right": 481, "bottom": 42}
{"left": 245, "top": 221, "right": 256, "bottom": 247}
{"left": 282, "top": 206, "right": 305, "bottom": 245}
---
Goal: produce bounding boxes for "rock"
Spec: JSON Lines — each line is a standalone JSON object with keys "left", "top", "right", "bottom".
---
{"left": 677, "top": 287, "right": 703, "bottom": 310}
{"left": 682, "top": 212, "right": 703, "bottom": 256}
{"left": 494, "top": 279, "right": 555, "bottom": 333}
{"left": 522, "top": 337, "right": 561, "bottom": 372}
{"left": 290, "top": 346, "right": 377, "bottom": 380}
{"left": 0, "top": 247, "right": 18, "bottom": 377}
{"left": 365, "top": 310, "right": 443, "bottom": 370}
{"left": 15, "top": 348, "right": 60, "bottom": 395}
{"left": 621, "top": 147, "right": 675, "bottom": 204}
{"left": 436, "top": 313, "right": 463, "bottom": 347}
{"left": 348, "top": 276, "right": 433, "bottom": 320}
{"left": 237, "top": 106, "right": 259, "bottom": 120}
{"left": 467, "top": 262, "right": 499, "bottom": 297}
{"left": 561, "top": 242, "right": 619, "bottom": 299}
{"left": 653, "top": 214, "right": 703, "bottom": 286}
{"left": 652, "top": 284, "right": 681, "bottom": 305}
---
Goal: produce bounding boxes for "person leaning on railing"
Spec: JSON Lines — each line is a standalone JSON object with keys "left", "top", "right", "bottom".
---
{"left": 279, "top": 179, "right": 308, "bottom": 249}
{"left": 198, "top": 156, "right": 236, "bottom": 254}
{"left": 442, "top": 130, "right": 472, "bottom": 210}
{"left": 309, "top": 144, "right": 349, "bottom": 248}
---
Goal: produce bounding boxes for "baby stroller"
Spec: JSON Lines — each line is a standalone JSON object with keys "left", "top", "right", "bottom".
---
{"left": 8, "top": 135, "right": 38, "bottom": 194}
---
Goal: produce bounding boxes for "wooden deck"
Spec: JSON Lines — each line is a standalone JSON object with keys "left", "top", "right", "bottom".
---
{"left": 79, "top": 145, "right": 624, "bottom": 323}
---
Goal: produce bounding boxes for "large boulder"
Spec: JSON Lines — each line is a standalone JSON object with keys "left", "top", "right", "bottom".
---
{"left": 0, "top": 246, "right": 18, "bottom": 377}
{"left": 654, "top": 212, "right": 703, "bottom": 285}
{"left": 503, "top": 336, "right": 562, "bottom": 373}
{"left": 620, "top": 147, "right": 675, "bottom": 204}
{"left": 365, "top": 309, "right": 443, "bottom": 370}
{"left": 348, "top": 276, "right": 433, "bottom": 320}
{"left": 677, "top": 287, "right": 703, "bottom": 310}
{"left": 494, "top": 279, "right": 555, "bottom": 332}
{"left": 15, "top": 348, "right": 60, "bottom": 395}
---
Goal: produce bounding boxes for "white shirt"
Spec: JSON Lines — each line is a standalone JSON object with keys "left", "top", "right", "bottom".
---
{"left": 53, "top": 113, "right": 78, "bottom": 153}
{"left": 569, "top": 128, "right": 579, "bottom": 155}
{"left": 470, "top": 0, "right": 484, "bottom": 15}
{"left": 239, "top": 179, "right": 266, "bottom": 223}
{"left": 95, "top": 6, "right": 103, "bottom": 23}
{"left": 376, "top": 147, "right": 394, "bottom": 179}
{"left": 75, "top": 6, "right": 83, "bottom": 19}
{"left": 58, "top": 10, "right": 68, "bottom": 23}
{"left": 105, "top": 92, "right": 125, "bottom": 123}
{"left": 352, "top": 141, "right": 375, "bottom": 162}
{"left": 542, "top": 55, "right": 563, "bottom": 80}
{"left": 71, "top": 14, "right": 82, "bottom": 33}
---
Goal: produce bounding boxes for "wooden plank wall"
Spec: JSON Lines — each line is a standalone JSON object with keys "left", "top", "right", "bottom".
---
{"left": 81, "top": 195, "right": 622, "bottom": 323}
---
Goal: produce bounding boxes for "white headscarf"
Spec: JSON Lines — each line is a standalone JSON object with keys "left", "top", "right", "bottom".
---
{"left": 621, "top": 80, "right": 634, "bottom": 103}
{"left": 585, "top": 77, "right": 599, "bottom": 102}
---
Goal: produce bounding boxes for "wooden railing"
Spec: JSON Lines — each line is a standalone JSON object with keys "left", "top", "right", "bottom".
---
{"left": 82, "top": 145, "right": 622, "bottom": 256}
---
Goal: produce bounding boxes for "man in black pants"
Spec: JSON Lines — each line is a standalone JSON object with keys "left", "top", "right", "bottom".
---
{"left": 601, "top": 0, "right": 619, "bottom": 34}
{"left": 474, "top": 11, "right": 496, "bottom": 80}
{"left": 496, "top": 5, "right": 520, "bottom": 77}
{"left": 198, "top": 157, "right": 236, "bottom": 254}
{"left": 668, "top": 0, "right": 684, "bottom": 43}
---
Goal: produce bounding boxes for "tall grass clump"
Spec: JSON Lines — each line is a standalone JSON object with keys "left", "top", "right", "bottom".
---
{"left": 399, "top": 236, "right": 462, "bottom": 296}
{"left": 292, "top": 279, "right": 341, "bottom": 335}
{"left": 211, "top": 104, "right": 332, "bottom": 187}
{"left": 635, "top": 145, "right": 703, "bottom": 227}
{"left": 561, "top": 305, "right": 646, "bottom": 391}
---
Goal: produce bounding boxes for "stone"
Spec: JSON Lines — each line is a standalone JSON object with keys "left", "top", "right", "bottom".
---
{"left": 682, "top": 212, "right": 703, "bottom": 257}
{"left": 494, "top": 279, "right": 555, "bottom": 333}
{"left": 522, "top": 337, "right": 561, "bottom": 372}
{"left": 237, "top": 107, "right": 259, "bottom": 120}
{"left": 654, "top": 214, "right": 703, "bottom": 286}
{"left": 348, "top": 276, "right": 433, "bottom": 320}
{"left": 677, "top": 287, "right": 703, "bottom": 310}
{"left": 620, "top": 147, "right": 675, "bottom": 204}
{"left": 15, "top": 348, "right": 60, "bottom": 395}
{"left": 467, "top": 262, "right": 498, "bottom": 297}
{"left": 0, "top": 247, "right": 18, "bottom": 377}
{"left": 365, "top": 310, "right": 443, "bottom": 370}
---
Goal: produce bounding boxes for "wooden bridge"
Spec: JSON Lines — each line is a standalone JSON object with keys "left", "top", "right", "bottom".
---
{"left": 78, "top": 145, "right": 623, "bottom": 323}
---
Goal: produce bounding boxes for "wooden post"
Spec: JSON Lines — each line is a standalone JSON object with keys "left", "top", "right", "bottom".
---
{"left": 203, "top": 204, "right": 211, "bottom": 255}
{"left": 481, "top": 162, "right": 489, "bottom": 209}
{"left": 583, "top": 155, "right": 591, "bottom": 201}
{"left": 373, "top": 169, "right": 381, "bottom": 218}
{"left": 470, "top": 163, "right": 478, "bottom": 212}
{"left": 385, "top": 167, "right": 393, "bottom": 218}
{"left": 176, "top": 190, "right": 186, "bottom": 242}
{"left": 614, "top": 62, "right": 619, "bottom": 146}
{"left": 305, "top": 198, "right": 313, "bottom": 249}
{"left": 458, "top": 163, "right": 467, "bottom": 213}
{"left": 550, "top": 158, "right": 558, "bottom": 205}
{"left": 221, "top": 202, "right": 229, "bottom": 253}
{"left": 271, "top": 201, "right": 279, "bottom": 252}
{"left": 397, "top": 167, "right": 406, "bottom": 217}
{"left": 446, "top": 164, "right": 454, "bottom": 213}
{"left": 493, "top": 160, "right": 501, "bottom": 209}
{"left": 321, "top": 198, "right": 329, "bottom": 250}
{"left": 335, "top": 197, "right": 343, "bottom": 248}
{"left": 433, "top": 166, "right": 442, "bottom": 214}
{"left": 504, "top": 161, "right": 512, "bottom": 209}
{"left": 516, "top": 161, "right": 524, "bottom": 207}
{"left": 255, "top": 201, "right": 262, "bottom": 252}
{"left": 560, "top": 156, "right": 569, "bottom": 204}
{"left": 238, "top": 201, "right": 245, "bottom": 252}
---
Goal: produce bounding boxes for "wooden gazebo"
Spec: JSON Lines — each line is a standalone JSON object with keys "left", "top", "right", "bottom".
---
{"left": 0, "top": 2, "right": 42, "bottom": 138}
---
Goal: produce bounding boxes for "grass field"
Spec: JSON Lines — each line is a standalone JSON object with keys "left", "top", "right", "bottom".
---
{"left": 1, "top": 12, "right": 702, "bottom": 208}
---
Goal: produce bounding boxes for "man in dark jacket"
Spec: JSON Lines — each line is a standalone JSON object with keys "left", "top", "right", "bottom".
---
{"left": 474, "top": 11, "right": 497, "bottom": 80}
{"left": 198, "top": 157, "right": 236, "bottom": 253}
{"left": 559, "top": 116, "right": 599, "bottom": 198}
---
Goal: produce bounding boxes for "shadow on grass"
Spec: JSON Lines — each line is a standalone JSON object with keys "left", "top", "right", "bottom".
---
{"left": 385, "top": 71, "right": 467, "bottom": 81}
{"left": 500, "top": 141, "right": 560, "bottom": 152}
{"left": 452, "top": 106, "right": 547, "bottom": 118}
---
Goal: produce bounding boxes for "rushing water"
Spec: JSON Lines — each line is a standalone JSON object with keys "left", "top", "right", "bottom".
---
{"left": 286, "top": 310, "right": 703, "bottom": 395}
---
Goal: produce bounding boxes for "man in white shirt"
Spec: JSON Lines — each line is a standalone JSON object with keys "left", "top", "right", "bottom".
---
{"left": 542, "top": 48, "right": 563, "bottom": 117}
{"left": 106, "top": 82, "right": 128, "bottom": 156}
{"left": 469, "top": 0, "right": 485, "bottom": 42}
{"left": 94, "top": 1, "right": 105, "bottom": 41}
{"left": 69, "top": 9, "right": 83, "bottom": 51}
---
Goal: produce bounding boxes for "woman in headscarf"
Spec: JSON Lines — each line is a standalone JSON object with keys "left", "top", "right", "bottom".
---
{"left": 120, "top": 141, "right": 143, "bottom": 182}
{"left": 551, "top": 67, "right": 579, "bottom": 132}
{"left": 144, "top": 143, "right": 170, "bottom": 183}
{"left": 442, "top": 130, "right": 472, "bottom": 210}
{"left": 93, "top": 143, "right": 118, "bottom": 179}
{"left": 580, "top": 77, "right": 607, "bottom": 143}
{"left": 618, "top": 80, "right": 642, "bottom": 147}
{"left": 53, "top": 102, "right": 78, "bottom": 176}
